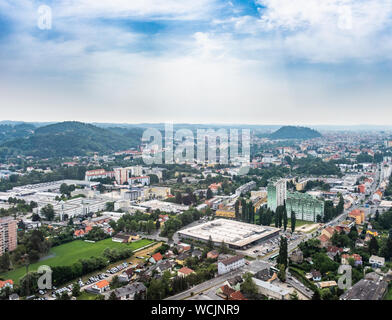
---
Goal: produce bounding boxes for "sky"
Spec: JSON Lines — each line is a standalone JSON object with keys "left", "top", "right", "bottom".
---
{"left": 1, "top": 0, "right": 392, "bottom": 125}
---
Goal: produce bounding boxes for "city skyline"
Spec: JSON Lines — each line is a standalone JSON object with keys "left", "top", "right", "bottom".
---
{"left": 1, "top": 0, "right": 392, "bottom": 125}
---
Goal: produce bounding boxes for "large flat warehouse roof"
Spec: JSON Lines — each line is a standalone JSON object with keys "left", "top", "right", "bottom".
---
{"left": 178, "top": 219, "right": 280, "bottom": 248}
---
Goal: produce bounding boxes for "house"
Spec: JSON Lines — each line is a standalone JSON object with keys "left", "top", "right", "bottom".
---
{"left": 9, "top": 293, "right": 19, "bottom": 300}
{"left": 150, "top": 252, "right": 163, "bottom": 264}
{"left": 229, "top": 290, "right": 247, "bottom": 300}
{"left": 217, "top": 285, "right": 235, "bottom": 299}
{"left": 254, "top": 268, "right": 272, "bottom": 282}
{"left": 156, "top": 260, "right": 174, "bottom": 274}
{"left": 178, "top": 266, "right": 195, "bottom": 277}
{"left": 289, "top": 249, "right": 303, "bottom": 264}
{"left": 218, "top": 255, "right": 245, "bottom": 275}
{"left": 369, "top": 255, "right": 385, "bottom": 268}
{"left": 317, "top": 281, "right": 337, "bottom": 289}
{"left": 191, "top": 249, "right": 203, "bottom": 259}
{"left": 225, "top": 275, "right": 244, "bottom": 291}
{"left": 175, "top": 252, "right": 190, "bottom": 265}
{"left": 0, "top": 279, "right": 13, "bottom": 291}
{"left": 348, "top": 209, "right": 365, "bottom": 225}
{"left": 92, "top": 279, "right": 110, "bottom": 293}
{"left": 207, "top": 250, "right": 219, "bottom": 260}
{"left": 340, "top": 272, "right": 388, "bottom": 300}
{"left": 113, "top": 282, "right": 147, "bottom": 300}
{"left": 318, "top": 234, "right": 330, "bottom": 248}
{"left": 311, "top": 270, "right": 322, "bottom": 282}
{"left": 253, "top": 278, "right": 290, "bottom": 300}
{"left": 118, "top": 268, "right": 134, "bottom": 283}
{"left": 341, "top": 254, "right": 362, "bottom": 266}
{"left": 322, "top": 226, "right": 335, "bottom": 239}
{"left": 112, "top": 232, "right": 132, "bottom": 243}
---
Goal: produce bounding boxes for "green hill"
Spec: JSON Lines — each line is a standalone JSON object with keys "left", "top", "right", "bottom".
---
{"left": 0, "top": 121, "right": 143, "bottom": 158}
{"left": 269, "top": 126, "right": 322, "bottom": 140}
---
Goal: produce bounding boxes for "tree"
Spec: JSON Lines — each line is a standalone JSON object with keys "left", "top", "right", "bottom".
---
{"left": 207, "top": 235, "right": 214, "bottom": 250}
{"left": 291, "top": 210, "right": 296, "bottom": 233}
{"left": 289, "top": 290, "right": 299, "bottom": 300}
{"left": 175, "top": 192, "right": 183, "bottom": 204}
{"left": 41, "top": 204, "right": 55, "bottom": 221}
{"left": 206, "top": 188, "right": 213, "bottom": 200}
{"left": 0, "top": 252, "right": 10, "bottom": 272}
{"left": 369, "top": 236, "right": 379, "bottom": 255}
{"left": 72, "top": 282, "right": 81, "bottom": 297}
{"left": 240, "top": 273, "right": 258, "bottom": 298}
{"left": 106, "top": 202, "right": 115, "bottom": 211}
{"left": 283, "top": 203, "right": 288, "bottom": 231}
{"left": 108, "top": 291, "right": 118, "bottom": 300}
{"left": 312, "top": 290, "right": 321, "bottom": 300}
{"left": 277, "top": 263, "right": 286, "bottom": 282}
{"left": 277, "top": 236, "right": 288, "bottom": 269}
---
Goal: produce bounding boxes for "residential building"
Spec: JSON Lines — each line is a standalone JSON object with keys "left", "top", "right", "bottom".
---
{"left": 178, "top": 267, "right": 195, "bottom": 277}
{"left": 348, "top": 209, "right": 365, "bottom": 225}
{"left": 218, "top": 255, "right": 245, "bottom": 275}
{"left": 113, "top": 282, "right": 146, "bottom": 300}
{"left": 267, "top": 178, "right": 287, "bottom": 211}
{"left": 286, "top": 192, "right": 324, "bottom": 222}
{"left": 0, "top": 217, "right": 17, "bottom": 256}
{"left": 369, "top": 255, "right": 385, "bottom": 268}
{"left": 253, "top": 278, "right": 290, "bottom": 300}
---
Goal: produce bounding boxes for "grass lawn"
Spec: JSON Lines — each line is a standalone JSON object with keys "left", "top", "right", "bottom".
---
{"left": 288, "top": 219, "right": 315, "bottom": 227}
{"left": 0, "top": 238, "right": 154, "bottom": 284}
{"left": 77, "top": 291, "right": 100, "bottom": 300}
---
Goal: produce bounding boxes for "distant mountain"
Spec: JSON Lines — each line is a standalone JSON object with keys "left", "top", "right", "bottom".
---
{"left": 0, "top": 121, "right": 143, "bottom": 158}
{"left": 269, "top": 126, "right": 322, "bottom": 140}
{"left": 0, "top": 123, "right": 36, "bottom": 144}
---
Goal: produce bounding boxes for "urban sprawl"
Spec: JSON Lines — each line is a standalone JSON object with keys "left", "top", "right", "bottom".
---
{"left": 2, "top": 128, "right": 392, "bottom": 301}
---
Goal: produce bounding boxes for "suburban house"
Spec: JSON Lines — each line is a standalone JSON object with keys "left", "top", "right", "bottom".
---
{"left": 113, "top": 282, "right": 147, "bottom": 300}
{"left": 341, "top": 253, "right": 363, "bottom": 266}
{"left": 156, "top": 260, "right": 174, "bottom": 274}
{"left": 0, "top": 279, "right": 13, "bottom": 291}
{"left": 253, "top": 278, "right": 290, "bottom": 300}
{"left": 175, "top": 252, "right": 190, "bottom": 265}
{"left": 178, "top": 266, "right": 195, "bottom": 277}
{"left": 348, "top": 209, "right": 365, "bottom": 225}
{"left": 218, "top": 255, "right": 245, "bottom": 275}
{"left": 150, "top": 252, "right": 163, "bottom": 264}
{"left": 311, "top": 270, "right": 322, "bottom": 282}
{"left": 369, "top": 255, "right": 385, "bottom": 268}
{"left": 207, "top": 250, "right": 219, "bottom": 260}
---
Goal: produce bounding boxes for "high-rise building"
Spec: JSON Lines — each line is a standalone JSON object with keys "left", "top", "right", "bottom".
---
{"left": 286, "top": 192, "right": 324, "bottom": 222}
{"left": 0, "top": 217, "right": 17, "bottom": 256}
{"left": 267, "top": 178, "right": 287, "bottom": 212}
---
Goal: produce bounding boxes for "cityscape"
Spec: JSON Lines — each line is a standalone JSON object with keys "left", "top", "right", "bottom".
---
{"left": 1, "top": 0, "right": 392, "bottom": 310}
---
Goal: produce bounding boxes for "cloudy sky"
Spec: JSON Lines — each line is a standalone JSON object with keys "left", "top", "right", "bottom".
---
{"left": 1, "top": 0, "right": 392, "bottom": 125}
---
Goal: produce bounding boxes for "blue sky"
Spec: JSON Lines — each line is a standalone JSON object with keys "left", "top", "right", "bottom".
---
{"left": 1, "top": 0, "right": 392, "bottom": 125}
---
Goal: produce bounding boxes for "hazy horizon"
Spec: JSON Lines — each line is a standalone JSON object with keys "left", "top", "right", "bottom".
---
{"left": 1, "top": 0, "right": 392, "bottom": 124}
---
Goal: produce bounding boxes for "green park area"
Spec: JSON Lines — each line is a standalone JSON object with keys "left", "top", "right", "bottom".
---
{"left": 0, "top": 238, "right": 154, "bottom": 284}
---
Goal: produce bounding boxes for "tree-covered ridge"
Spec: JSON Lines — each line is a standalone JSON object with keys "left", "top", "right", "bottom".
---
{"left": 0, "top": 121, "right": 143, "bottom": 158}
{"left": 0, "top": 123, "right": 36, "bottom": 144}
{"left": 269, "top": 126, "right": 322, "bottom": 140}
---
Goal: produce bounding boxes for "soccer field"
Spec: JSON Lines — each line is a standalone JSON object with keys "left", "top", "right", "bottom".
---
{"left": 0, "top": 238, "right": 154, "bottom": 284}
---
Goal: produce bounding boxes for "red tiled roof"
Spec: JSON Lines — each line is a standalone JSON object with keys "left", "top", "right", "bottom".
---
{"left": 178, "top": 267, "right": 194, "bottom": 275}
{"left": 151, "top": 252, "right": 163, "bottom": 262}
{"left": 229, "top": 291, "right": 247, "bottom": 300}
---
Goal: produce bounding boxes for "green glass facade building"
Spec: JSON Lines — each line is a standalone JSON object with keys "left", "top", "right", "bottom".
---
{"left": 286, "top": 192, "right": 324, "bottom": 222}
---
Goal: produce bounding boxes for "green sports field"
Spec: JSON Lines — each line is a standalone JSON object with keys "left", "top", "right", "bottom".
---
{"left": 0, "top": 238, "right": 154, "bottom": 284}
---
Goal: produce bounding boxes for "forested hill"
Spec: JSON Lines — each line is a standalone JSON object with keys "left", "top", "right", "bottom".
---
{"left": 269, "top": 126, "right": 322, "bottom": 140}
{"left": 0, "top": 121, "right": 143, "bottom": 158}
